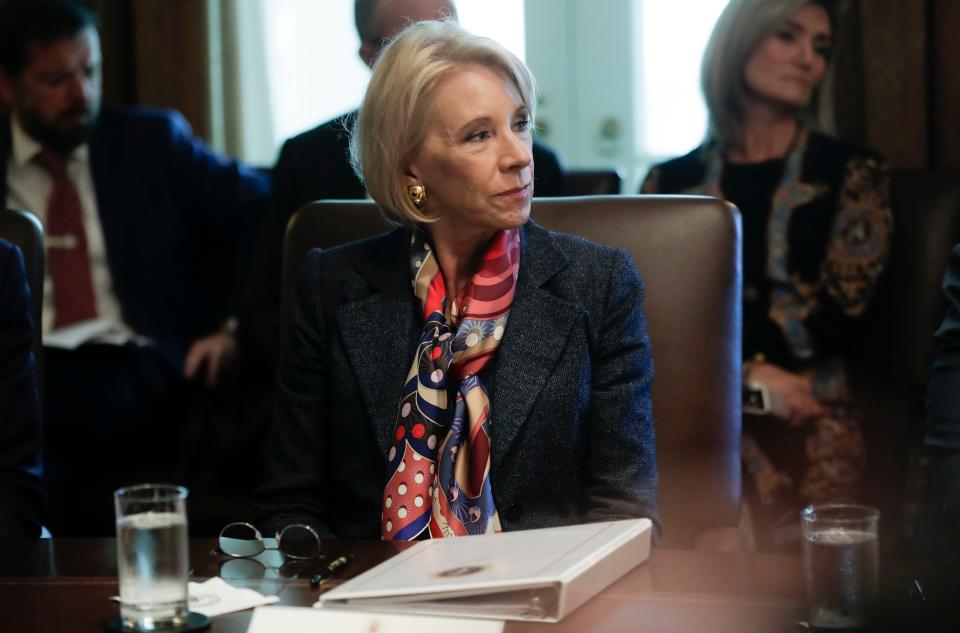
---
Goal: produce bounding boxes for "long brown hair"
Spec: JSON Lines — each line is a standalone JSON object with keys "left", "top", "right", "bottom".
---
{"left": 700, "top": 0, "right": 839, "bottom": 152}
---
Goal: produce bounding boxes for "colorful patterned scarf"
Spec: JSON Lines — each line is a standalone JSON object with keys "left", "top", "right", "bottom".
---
{"left": 381, "top": 228, "right": 521, "bottom": 540}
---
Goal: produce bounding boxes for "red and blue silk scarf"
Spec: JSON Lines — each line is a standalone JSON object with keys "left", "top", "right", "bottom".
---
{"left": 381, "top": 228, "right": 521, "bottom": 540}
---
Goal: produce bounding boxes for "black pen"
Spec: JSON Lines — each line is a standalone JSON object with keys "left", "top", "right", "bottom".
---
{"left": 310, "top": 554, "right": 352, "bottom": 588}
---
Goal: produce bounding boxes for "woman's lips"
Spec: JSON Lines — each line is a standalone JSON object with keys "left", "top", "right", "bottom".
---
{"left": 496, "top": 183, "right": 531, "bottom": 199}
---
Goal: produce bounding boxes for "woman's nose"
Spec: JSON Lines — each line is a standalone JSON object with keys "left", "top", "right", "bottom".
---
{"left": 500, "top": 132, "right": 532, "bottom": 171}
{"left": 795, "top": 39, "right": 816, "bottom": 68}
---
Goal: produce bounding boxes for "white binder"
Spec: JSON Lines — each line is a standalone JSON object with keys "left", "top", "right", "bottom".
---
{"left": 317, "top": 518, "right": 652, "bottom": 623}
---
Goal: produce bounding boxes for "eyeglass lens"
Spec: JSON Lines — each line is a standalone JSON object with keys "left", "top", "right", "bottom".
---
{"left": 277, "top": 524, "right": 321, "bottom": 560}
{"left": 219, "top": 522, "right": 266, "bottom": 558}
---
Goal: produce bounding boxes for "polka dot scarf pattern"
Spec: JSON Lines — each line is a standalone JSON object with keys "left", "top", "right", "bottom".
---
{"left": 381, "top": 228, "right": 521, "bottom": 540}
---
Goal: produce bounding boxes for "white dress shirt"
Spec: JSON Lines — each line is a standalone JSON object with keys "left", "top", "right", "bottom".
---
{"left": 5, "top": 115, "right": 133, "bottom": 341}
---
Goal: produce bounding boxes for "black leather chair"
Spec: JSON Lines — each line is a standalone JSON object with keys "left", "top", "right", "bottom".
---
{"left": 565, "top": 169, "right": 623, "bottom": 196}
{"left": 281, "top": 196, "right": 743, "bottom": 548}
{"left": 0, "top": 208, "right": 44, "bottom": 383}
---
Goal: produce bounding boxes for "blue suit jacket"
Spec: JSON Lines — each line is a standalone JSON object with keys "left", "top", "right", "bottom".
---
{"left": 1, "top": 107, "right": 272, "bottom": 366}
{"left": 0, "top": 239, "right": 47, "bottom": 536}
{"left": 255, "top": 221, "right": 659, "bottom": 539}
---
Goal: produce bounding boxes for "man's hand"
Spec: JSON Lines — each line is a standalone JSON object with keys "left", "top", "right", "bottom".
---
{"left": 747, "top": 361, "right": 826, "bottom": 426}
{"left": 184, "top": 332, "right": 237, "bottom": 387}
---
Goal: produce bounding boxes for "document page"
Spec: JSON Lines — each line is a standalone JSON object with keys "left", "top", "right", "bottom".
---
{"left": 248, "top": 605, "right": 504, "bottom": 633}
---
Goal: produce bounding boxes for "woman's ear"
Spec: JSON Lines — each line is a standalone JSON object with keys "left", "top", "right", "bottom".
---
{"left": 403, "top": 164, "right": 423, "bottom": 189}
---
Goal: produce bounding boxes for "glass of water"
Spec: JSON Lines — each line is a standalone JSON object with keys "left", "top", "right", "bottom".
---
{"left": 801, "top": 504, "right": 880, "bottom": 631}
{"left": 114, "top": 484, "right": 190, "bottom": 631}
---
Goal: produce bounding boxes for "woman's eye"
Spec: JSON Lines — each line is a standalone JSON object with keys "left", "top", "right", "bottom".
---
{"left": 514, "top": 118, "right": 531, "bottom": 133}
{"left": 814, "top": 42, "right": 833, "bottom": 60}
{"left": 467, "top": 130, "right": 489, "bottom": 143}
{"left": 775, "top": 29, "right": 796, "bottom": 43}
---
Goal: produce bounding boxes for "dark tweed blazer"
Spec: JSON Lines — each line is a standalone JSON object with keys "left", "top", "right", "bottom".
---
{"left": 254, "top": 220, "right": 659, "bottom": 539}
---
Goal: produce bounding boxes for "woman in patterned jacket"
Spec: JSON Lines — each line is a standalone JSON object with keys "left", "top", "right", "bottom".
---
{"left": 642, "top": 0, "right": 891, "bottom": 549}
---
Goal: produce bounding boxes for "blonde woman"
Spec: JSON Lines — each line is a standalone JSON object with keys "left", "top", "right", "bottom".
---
{"left": 256, "top": 20, "right": 658, "bottom": 540}
{"left": 643, "top": 0, "right": 891, "bottom": 549}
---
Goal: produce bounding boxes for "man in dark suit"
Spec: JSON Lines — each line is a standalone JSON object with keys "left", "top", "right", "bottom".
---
{"left": 238, "top": 0, "right": 567, "bottom": 370}
{"left": 0, "top": 239, "right": 48, "bottom": 537}
{"left": 0, "top": 0, "right": 271, "bottom": 534}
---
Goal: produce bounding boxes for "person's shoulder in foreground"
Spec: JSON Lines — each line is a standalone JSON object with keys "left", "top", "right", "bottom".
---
{"left": 0, "top": 239, "right": 48, "bottom": 537}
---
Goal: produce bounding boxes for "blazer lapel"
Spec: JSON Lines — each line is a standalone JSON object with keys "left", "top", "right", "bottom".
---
{"left": 337, "top": 229, "right": 419, "bottom": 457}
{"left": 336, "top": 223, "right": 578, "bottom": 466}
{"left": 490, "top": 222, "right": 579, "bottom": 473}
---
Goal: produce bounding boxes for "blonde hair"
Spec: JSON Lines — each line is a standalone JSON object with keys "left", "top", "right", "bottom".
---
{"left": 701, "top": 0, "right": 837, "bottom": 152}
{"left": 350, "top": 19, "right": 536, "bottom": 225}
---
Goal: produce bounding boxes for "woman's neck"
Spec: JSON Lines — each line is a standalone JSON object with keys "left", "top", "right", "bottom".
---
{"left": 727, "top": 98, "right": 800, "bottom": 164}
{"left": 426, "top": 223, "right": 497, "bottom": 301}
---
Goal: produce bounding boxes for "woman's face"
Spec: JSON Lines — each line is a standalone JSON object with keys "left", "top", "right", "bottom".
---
{"left": 743, "top": 3, "right": 833, "bottom": 110}
{"left": 407, "top": 64, "right": 533, "bottom": 243}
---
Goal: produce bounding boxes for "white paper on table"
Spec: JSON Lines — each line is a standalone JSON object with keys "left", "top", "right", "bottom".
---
{"left": 246, "top": 605, "right": 504, "bottom": 633}
{"left": 188, "top": 577, "right": 279, "bottom": 617}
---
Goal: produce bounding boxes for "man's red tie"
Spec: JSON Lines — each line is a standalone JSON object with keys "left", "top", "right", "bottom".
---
{"left": 34, "top": 147, "right": 98, "bottom": 328}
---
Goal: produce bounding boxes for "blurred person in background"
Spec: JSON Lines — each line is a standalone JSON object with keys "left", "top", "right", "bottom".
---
{"left": 642, "top": 0, "right": 892, "bottom": 550}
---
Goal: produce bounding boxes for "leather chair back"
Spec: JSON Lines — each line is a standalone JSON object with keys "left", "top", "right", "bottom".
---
{"left": 0, "top": 209, "right": 44, "bottom": 377}
{"left": 853, "top": 170, "right": 960, "bottom": 388}
{"left": 565, "top": 169, "right": 623, "bottom": 196}
{"left": 282, "top": 196, "right": 743, "bottom": 547}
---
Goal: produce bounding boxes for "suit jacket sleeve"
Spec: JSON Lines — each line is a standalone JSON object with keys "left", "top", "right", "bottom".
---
{"left": 0, "top": 243, "right": 48, "bottom": 537}
{"left": 253, "top": 249, "right": 334, "bottom": 537}
{"left": 163, "top": 111, "right": 272, "bottom": 320}
{"left": 927, "top": 244, "right": 960, "bottom": 450}
{"left": 582, "top": 248, "right": 659, "bottom": 532}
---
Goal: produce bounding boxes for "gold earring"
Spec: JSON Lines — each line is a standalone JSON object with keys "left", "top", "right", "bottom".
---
{"left": 407, "top": 184, "right": 426, "bottom": 209}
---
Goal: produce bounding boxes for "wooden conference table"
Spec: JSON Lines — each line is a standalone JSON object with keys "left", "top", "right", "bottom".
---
{"left": 0, "top": 538, "right": 809, "bottom": 633}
